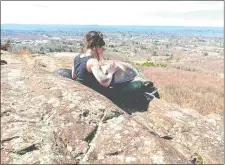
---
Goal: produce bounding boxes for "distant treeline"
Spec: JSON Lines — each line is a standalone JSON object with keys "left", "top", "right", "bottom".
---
{"left": 2, "top": 40, "right": 84, "bottom": 54}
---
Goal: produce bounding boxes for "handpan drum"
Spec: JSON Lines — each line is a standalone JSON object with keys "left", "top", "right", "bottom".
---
{"left": 101, "top": 60, "right": 139, "bottom": 84}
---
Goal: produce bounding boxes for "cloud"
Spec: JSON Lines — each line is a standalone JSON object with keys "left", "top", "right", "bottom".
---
{"left": 144, "top": 10, "right": 223, "bottom": 21}
{"left": 32, "top": 3, "right": 49, "bottom": 9}
{"left": 1, "top": 1, "right": 224, "bottom": 27}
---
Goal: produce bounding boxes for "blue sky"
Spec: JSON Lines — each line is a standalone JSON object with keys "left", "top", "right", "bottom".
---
{"left": 1, "top": 1, "right": 224, "bottom": 27}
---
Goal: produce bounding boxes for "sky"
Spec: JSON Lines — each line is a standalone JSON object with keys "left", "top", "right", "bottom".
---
{"left": 1, "top": 1, "right": 224, "bottom": 27}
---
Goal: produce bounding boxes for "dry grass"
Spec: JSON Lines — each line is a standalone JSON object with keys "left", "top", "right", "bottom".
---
{"left": 168, "top": 56, "right": 224, "bottom": 74}
{"left": 160, "top": 84, "right": 224, "bottom": 115}
{"left": 19, "top": 47, "right": 31, "bottom": 56}
{"left": 1, "top": 40, "right": 12, "bottom": 51}
{"left": 140, "top": 66, "right": 224, "bottom": 115}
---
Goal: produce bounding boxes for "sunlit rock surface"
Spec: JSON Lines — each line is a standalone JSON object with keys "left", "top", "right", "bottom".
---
{"left": 1, "top": 52, "right": 223, "bottom": 164}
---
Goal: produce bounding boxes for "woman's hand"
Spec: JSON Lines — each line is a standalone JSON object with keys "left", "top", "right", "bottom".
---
{"left": 107, "top": 63, "right": 117, "bottom": 75}
{"left": 88, "top": 59, "right": 117, "bottom": 87}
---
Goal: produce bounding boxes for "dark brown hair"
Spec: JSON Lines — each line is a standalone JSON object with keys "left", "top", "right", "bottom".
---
{"left": 84, "top": 31, "right": 105, "bottom": 49}
{"left": 82, "top": 31, "right": 105, "bottom": 60}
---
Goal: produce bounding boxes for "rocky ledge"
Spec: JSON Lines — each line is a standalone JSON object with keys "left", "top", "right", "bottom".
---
{"left": 1, "top": 52, "right": 224, "bottom": 164}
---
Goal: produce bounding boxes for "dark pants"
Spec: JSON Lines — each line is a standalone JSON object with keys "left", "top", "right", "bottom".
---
{"left": 55, "top": 68, "right": 73, "bottom": 79}
{"left": 55, "top": 68, "right": 159, "bottom": 98}
{"left": 55, "top": 68, "right": 160, "bottom": 113}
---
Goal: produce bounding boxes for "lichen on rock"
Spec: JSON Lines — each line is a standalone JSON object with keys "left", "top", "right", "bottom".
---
{"left": 1, "top": 52, "right": 224, "bottom": 164}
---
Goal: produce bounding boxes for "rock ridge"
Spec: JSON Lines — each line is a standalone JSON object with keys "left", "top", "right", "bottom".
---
{"left": 1, "top": 53, "right": 223, "bottom": 164}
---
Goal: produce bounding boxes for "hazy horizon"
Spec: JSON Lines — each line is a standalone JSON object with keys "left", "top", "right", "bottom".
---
{"left": 1, "top": 23, "right": 224, "bottom": 29}
{"left": 1, "top": 1, "right": 224, "bottom": 27}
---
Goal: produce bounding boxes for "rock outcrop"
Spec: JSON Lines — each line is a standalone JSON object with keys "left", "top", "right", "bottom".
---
{"left": 1, "top": 52, "right": 224, "bottom": 164}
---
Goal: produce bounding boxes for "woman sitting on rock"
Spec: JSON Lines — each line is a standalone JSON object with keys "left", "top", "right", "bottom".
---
{"left": 71, "top": 31, "right": 117, "bottom": 95}
{"left": 56, "top": 30, "right": 160, "bottom": 101}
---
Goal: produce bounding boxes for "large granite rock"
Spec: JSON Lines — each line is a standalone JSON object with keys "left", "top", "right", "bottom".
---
{"left": 1, "top": 52, "right": 224, "bottom": 164}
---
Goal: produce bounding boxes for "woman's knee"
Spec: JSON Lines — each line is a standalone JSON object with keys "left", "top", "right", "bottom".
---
{"left": 55, "top": 68, "right": 73, "bottom": 79}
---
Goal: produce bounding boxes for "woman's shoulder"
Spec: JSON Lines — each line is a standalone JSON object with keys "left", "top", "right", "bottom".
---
{"left": 86, "top": 58, "right": 99, "bottom": 72}
{"left": 87, "top": 58, "right": 99, "bottom": 66}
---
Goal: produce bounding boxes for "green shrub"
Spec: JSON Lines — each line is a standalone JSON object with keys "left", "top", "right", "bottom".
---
{"left": 152, "top": 51, "right": 157, "bottom": 56}
{"left": 141, "top": 60, "right": 167, "bottom": 67}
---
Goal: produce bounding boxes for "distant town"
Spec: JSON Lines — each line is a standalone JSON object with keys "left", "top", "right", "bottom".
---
{"left": 1, "top": 25, "right": 224, "bottom": 60}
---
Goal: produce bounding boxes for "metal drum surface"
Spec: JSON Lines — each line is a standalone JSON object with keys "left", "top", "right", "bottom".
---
{"left": 101, "top": 60, "right": 139, "bottom": 84}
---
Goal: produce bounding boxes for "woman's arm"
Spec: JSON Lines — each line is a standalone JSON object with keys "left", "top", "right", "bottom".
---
{"left": 91, "top": 64, "right": 114, "bottom": 87}
{"left": 87, "top": 58, "right": 117, "bottom": 87}
{"left": 71, "top": 65, "right": 76, "bottom": 80}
